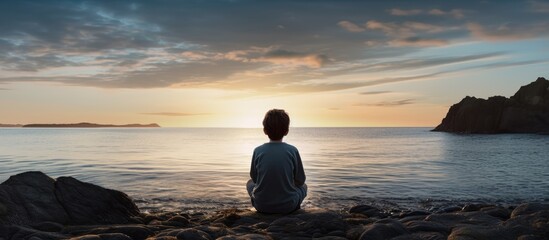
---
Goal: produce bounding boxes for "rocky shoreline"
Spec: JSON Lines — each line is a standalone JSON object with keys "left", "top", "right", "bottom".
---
{"left": 1, "top": 172, "right": 548, "bottom": 240}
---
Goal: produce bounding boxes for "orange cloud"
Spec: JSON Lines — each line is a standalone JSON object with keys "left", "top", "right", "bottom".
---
{"left": 258, "top": 51, "right": 330, "bottom": 68}
{"left": 338, "top": 20, "right": 365, "bottom": 32}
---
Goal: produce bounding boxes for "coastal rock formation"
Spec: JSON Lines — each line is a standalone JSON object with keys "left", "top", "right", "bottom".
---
{"left": 1, "top": 172, "right": 548, "bottom": 239}
{"left": 0, "top": 171, "right": 140, "bottom": 226}
{"left": 434, "top": 77, "right": 549, "bottom": 133}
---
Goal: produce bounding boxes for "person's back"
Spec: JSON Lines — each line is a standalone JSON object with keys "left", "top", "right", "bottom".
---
{"left": 247, "top": 109, "right": 307, "bottom": 214}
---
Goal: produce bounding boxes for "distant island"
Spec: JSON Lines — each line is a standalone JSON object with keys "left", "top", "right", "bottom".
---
{"left": 14, "top": 122, "right": 160, "bottom": 128}
{"left": 434, "top": 77, "right": 549, "bottom": 134}
{"left": 0, "top": 124, "right": 23, "bottom": 127}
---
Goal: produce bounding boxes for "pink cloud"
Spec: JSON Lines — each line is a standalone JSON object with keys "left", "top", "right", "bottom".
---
{"left": 467, "top": 22, "right": 549, "bottom": 41}
{"left": 389, "top": 8, "right": 423, "bottom": 16}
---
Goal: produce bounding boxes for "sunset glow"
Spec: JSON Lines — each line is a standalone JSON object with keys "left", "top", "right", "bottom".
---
{"left": 1, "top": 1, "right": 548, "bottom": 127}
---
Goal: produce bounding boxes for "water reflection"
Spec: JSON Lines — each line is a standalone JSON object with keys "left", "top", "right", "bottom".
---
{"left": 0, "top": 128, "right": 548, "bottom": 211}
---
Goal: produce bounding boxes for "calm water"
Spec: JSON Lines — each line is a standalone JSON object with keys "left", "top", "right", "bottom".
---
{"left": 1, "top": 128, "right": 548, "bottom": 211}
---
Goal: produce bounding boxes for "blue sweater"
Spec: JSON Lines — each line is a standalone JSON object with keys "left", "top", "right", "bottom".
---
{"left": 250, "top": 142, "right": 306, "bottom": 213}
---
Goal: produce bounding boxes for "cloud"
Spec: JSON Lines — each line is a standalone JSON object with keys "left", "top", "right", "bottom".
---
{"left": 389, "top": 8, "right": 464, "bottom": 19}
{"left": 365, "top": 20, "right": 449, "bottom": 39}
{"left": 529, "top": 1, "right": 549, "bottom": 13}
{"left": 360, "top": 91, "right": 391, "bottom": 95}
{"left": 276, "top": 73, "right": 442, "bottom": 93}
{"left": 338, "top": 21, "right": 365, "bottom": 32}
{"left": 389, "top": 8, "right": 422, "bottom": 16}
{"left": 140, "top": 112, "right": 208, "bottom": 116}
{"left": 364, "top": 99, "right": 416, "bottom": 107}
{"left": 327, "top": 53, "right": 502, "bottom": 75}
{"left": 428, "top": 9, "right": 465, "bottom": 19}
{"left": 0, "top": 0, "right": 546, "bottom": 92}
{"left": 180, "top": 48, "right": 329, "bottom": 68}
{"left": 467, "top": 22, "right": 549, "bottom": 41}
{"left": 389, "top": 37, "right": 448, "bottom": 47}
{"left": 258, "top": 50, "right": 330, "bottom": 68}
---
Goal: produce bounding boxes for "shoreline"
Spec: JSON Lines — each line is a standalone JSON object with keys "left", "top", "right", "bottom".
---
{"left": 1, "top": 172, "right": 548, "bottom": 240}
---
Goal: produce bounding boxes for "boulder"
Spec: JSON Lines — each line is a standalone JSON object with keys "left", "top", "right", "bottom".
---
{"left": 0, "top": 171, "right": 141, "bottom": 226}
{"left": 359, "top": 219, "right": 408, "bottom": 240}
{"left": 434, "top": 77, "right": 549, "bottom": 133}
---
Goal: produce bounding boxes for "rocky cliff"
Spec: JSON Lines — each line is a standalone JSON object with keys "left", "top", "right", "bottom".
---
{"left": 433, "top": 77, "right": 549, "bottom": 133}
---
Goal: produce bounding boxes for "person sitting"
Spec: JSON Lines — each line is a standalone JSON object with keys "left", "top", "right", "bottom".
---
{"left": 246, "top": 109, "right": 307, "bottom": 214}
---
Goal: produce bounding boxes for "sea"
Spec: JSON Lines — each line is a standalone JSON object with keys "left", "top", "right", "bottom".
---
{"left": 0, "top": 127, "right": 548, "bottom": 212}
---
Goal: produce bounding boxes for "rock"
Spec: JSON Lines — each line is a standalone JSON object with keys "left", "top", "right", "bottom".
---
{"left": 160, "top": 215, "right": 190, "bottom": 227}
{"left": 250, "top": 222, "right": 269, "bottom": 229}
{"left": 0, "top": 202, "right": 6, "bottom": 216}
{"left": 399, "top": 210, "right": 431, "bottom": 218}
{"left": 346, "top": 226, "right": 366, "bottom": 240}
{"left": 233, "top": 216, "right": 261, "bottom": 226}
{"left": 231, "top": 225, "right": 255, "bottom": 235}
{"left": 32, "top": 221, "right": 65, "bottom": 232}
{"left": 436, "top": 206, "right": 462, "bottom": 213}
{"left": 344, "top": 217, "right": 375, "bottom": 225}
{"left": 399, "top": 215, "right": 428, "bottom": 223}
{"left": 0, "top": 172, "right": 70, "bottom": 224}
{"left": 70, "top": 233, "right": 133, "bottom": 240}
{"left": 55, "top": 176, "right": 140, "bottom": 225}
{"left": 480, "top": 206, "right": 511, "bottom": 220}
{"left": 503, "top": 210, "right": 549, "bottom": 238}
{"left": 409, "top": 232, "right": 447, "bottom": 240}
{"left": 433, "top": 77, "right": 549, "bottom": 133}
{"left": 216, "top": 234, "right": 273, "bottom": 240}
{"left": 85, "top": 225, "right": 154, "bottom": 240}
{"left": 194, "top": 225, "right": 231, "bottom": 239}
{"left": 314, "top": 237, "right": 347, "bottom": 240}
{"left": 433, "top": 95, "right": 507, "bottom": 133}
{"left": 511, "top": 203, "right": 549, "bottom": 218}
{"left": 6, "top": 225, "right": 68, "bottom": 240}
{"left": 267, "top": 217, "right": 305, "bottom": 233}
{"left": 518, "top": 235, "right": 546, "bottom": 240}
{"left": 69, "top": 234, "right": 103, "bottom": 240}
{"left": 0, "top": 171, "right": 141, "bottom": 226}
{"left": 448, "top": 225, "right": 513, "bottom": 240}
{"left": 359, "top": 219, "right": 409, "bottom": 240}
{"left": 145, "top": 237, "right": 177, "bottom": 240}
{"left": 210, "top": 209, "right": 244, "bottom": 227}
{"left": 405, "top": 220, "right": 450, "bottom": 234}
{"left": 349, "top": 205, "right": 387, "bottom": 218}
{"left": 175, "top": 228, "right": 212, "bottom": 240}
{"left": 425, "top": 211, "right": 501, "bottom": 227}
{"left": 461, "top": 204, "right": 492, "bottom": 212}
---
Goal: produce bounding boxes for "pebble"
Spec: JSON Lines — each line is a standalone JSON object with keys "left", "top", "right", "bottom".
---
{"left": 6, "top": 204, "right": 549, "bottom": 239}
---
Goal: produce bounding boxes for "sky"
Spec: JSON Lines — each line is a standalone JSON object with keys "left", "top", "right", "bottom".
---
{"left": 0, "top": 0, "right": 548, "bottom": 127}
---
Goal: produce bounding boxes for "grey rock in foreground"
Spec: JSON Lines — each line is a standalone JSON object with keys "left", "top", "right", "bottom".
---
{"left": 1, "top": 172, "right": 548, "bottom": 240}
{"left": 433, "top": 77, "right": 549, "bottom": 133}
{"left": 0, "top": 171, "right": 140, "bottom": 226}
